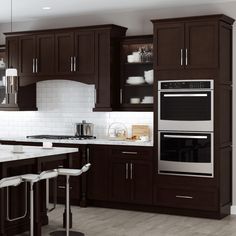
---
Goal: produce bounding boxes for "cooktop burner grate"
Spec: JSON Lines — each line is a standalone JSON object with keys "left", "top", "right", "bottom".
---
{"left": 26, "top": 135, "right": 96, "bottom": 140}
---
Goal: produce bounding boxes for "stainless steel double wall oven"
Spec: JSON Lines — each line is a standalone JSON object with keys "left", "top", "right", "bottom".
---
{"left": 158, "top": 80, "right": 214, "bottom": 177}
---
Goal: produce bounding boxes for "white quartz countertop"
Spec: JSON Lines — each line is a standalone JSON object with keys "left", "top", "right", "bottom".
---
{"left": 0, "top": 145, "right": 78, "bottom": 163}
{"left": 0, "top": 137, "right": 153, "bottom": 147}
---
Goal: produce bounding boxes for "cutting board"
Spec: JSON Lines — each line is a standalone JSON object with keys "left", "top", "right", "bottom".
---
{"left": 132, "top": 125, "right": 150, "bottom": 139}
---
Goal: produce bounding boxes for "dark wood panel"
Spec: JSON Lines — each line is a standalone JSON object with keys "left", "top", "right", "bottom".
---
{"left": 155, "top": 23, "right": 184, "bottom": 70}
{"left": 19, "top": 35, "right": 36, "bottom": 76}
{"left": 87, "top": 145, "right": 109, "bottom": 201}
{"left": 36, "top": 34, "right": 55, "bottom": 76}
{"left": 55, "top": 32, "right": 74, "bottom": 75}
{"left": 185, "top": 21, "right": 218, "bottom": 69}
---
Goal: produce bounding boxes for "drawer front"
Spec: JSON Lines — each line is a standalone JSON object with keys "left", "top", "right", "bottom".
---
{"left": 156, "top": 187, "right": 218, "bottom": 211}
{"left": 111, "top": 147, "right": 153, "bottom": 160}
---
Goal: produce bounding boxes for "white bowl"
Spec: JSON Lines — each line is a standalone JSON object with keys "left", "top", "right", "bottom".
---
{"left": 127, "top": 76, "right": 145, "bottom": 85}
{"left": 130, "top": 98, "right": 140, "bottom": 104}
{"left": 127, "top": 55, "right": 135, "bottom": 63}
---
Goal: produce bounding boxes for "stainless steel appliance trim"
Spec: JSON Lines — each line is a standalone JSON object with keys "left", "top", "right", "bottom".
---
{"left": 122, "top": 151, "right": 138, "bottom": 155}
{"left": 163, "top": 93, "right": 208, "bottom": 97}
{"left": 180, "top": 49, "right": 183, "bottom": 66}
{"left": 158, "top": 131, "right": 214, "bottom": 178}
{"left": 163, "top": 134, "right": 208, "bottom": 139}
{"left": 176, "top": 195, "right": 193, "bottom": 199}
{"left": 126, "top": 163, "right": 129, "bottom": 180}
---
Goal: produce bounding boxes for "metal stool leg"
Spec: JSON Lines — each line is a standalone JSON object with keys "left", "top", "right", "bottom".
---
{"left": 50, "top": 175, "right": 84, "bottom": 236}
{"left": 30, "top": 182, "right": 34, "bottom": 236}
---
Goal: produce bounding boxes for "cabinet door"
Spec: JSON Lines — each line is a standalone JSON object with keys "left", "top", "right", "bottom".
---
{"left": 185, "top": 21, "right": 218, "bottom": 69}
{"left": 131, "top": 161, "right": 153, "bottom": 205}
{"left": 55, "top": 32, "right": 74, "bottom": 74}
{"left": 74, "top": 31, "right": 95, "bottom": 76}
{"left": 36, "top": 34, "right": 55, "bottom": 76}
{"left": 19, "top": 35, "right": 36, "bottom": 76}
{"left": 110, "top": 160, "right": 130, "bottom": 203}
{"left": 155, "top": 23, "right": 185, "bottom": 70}
{"left": 87, "top": 146, "right": 109, "bottom": 201}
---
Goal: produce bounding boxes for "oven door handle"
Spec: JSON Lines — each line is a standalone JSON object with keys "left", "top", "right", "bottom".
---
{"left": 163, "top": 135, "right": 208, "bottom": 139}
{"left": 163, "top": 94, "right": 208, "bottom": 97}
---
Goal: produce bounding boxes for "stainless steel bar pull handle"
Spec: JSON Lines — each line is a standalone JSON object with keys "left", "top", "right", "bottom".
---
{"left": 126, "top": 163, "right": 129, "bottom": 180}
{"left": 130, "top": 163, "right": 133, "bottom": 180}
{"left": 70, "top": 57, "right": 73, "bottom": 72}
{"left": 176, "top": 195, "right": 193, "bottom": 199}
{"left": 122, "top": 151, "right": 138, "bottom": 155}
{"left": 164, "top": 94, "right": 207, "bottom": 97}
{"left": 74, "top": 56, "right": 76, "bottom": 72}
{"left": 120, "top": 89, "right": 123, "bottom": 104}
{"left": 94, "top": 88, "right": 97, "bottom": 104}
{"left": 180, "top": 49, "right": 183, "bottom": 66}
{"left": 32, "top": 58, "right": 35, "bottom": 73}
{"left": 87, "top": 148, "right": 90, "bottom": 163}
{"left": 35, "top": 58, "right": 38, "bottom": 73}
{"left": 164, "top": 134, "right": 208, "bottom": 139}
{"left": 185, "top": 48, "right": 188, "bottom": 66}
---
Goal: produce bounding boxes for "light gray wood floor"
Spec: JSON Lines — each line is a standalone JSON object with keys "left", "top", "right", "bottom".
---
{"left": 19, "top": 205, "right": 236, "bottom": 236}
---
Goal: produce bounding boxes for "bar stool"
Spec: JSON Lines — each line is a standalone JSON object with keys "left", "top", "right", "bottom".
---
{"left": 22, "top": 169, "right": 59, "bottom": 236}
{"left": 0, "top": 176, "right": 28, "bottom": 223}
{"left": 50, "top": 163, "right": 91, "bottom": 236}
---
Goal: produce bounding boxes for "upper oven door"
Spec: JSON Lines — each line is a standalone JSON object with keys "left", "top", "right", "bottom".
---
{"left": 158, "top": 131, "right": 214, "bottom": 177}
{"left": 158, "top": 90, "right": 213, "bottom": 131}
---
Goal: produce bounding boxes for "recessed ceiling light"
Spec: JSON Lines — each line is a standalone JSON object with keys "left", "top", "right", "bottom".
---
{"left": 42, "top": 6, "right": 51, "bottom": 10}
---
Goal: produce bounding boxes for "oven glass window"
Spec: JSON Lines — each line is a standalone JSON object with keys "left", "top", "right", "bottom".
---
{"left": 160, "top": 91, "right": 211, "bottom": 121}
{"left": 160, "top": 133, "right": 211, "bottom": 163}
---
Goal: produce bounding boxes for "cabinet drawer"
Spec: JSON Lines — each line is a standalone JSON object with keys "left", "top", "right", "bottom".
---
{"left": 156, "top": 187, "right": 218, "bottom": 211}
{"left": 111, "top": 147, "right": 153, "bottom": 160}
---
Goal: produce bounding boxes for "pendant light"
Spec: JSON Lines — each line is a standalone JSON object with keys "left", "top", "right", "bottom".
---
{"left": 5, "top": 0, "right": 17, "bottom": 76}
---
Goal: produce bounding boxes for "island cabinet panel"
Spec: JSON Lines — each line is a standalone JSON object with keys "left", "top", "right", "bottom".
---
{"left": 87, "top": 145, "right": 110, "bottom": 201}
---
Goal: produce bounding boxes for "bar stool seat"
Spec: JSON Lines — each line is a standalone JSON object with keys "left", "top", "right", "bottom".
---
{"left": 50, "top": 163, "right": 91, "bottom": 236}
{"left": 0, "top": 176, "right": 22, "bottom": 188}
{"left": 22, "top": 169, "right": 58, "bottom": 236}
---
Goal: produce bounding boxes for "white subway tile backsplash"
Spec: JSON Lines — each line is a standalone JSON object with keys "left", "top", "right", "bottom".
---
{"left": 0, "top": 80, "right": 153, "bottom": 139}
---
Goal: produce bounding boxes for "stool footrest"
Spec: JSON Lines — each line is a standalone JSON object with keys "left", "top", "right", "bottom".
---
{"left": 50, "top": 231, "right": 84, "bottom": 236}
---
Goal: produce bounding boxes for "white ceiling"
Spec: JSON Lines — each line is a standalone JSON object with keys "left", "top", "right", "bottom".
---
{"left": 0, "top": 0, "right": 234, "bottom": 23}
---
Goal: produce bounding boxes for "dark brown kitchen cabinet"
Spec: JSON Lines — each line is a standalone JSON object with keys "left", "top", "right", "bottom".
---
{"left": 110, "top": 147, "right": 153, "bottom": 205}
{"left": 19, "top": 34, "right": 54, "bottom": 76}
{"left": 2, "top": 38, "right": 37, "bottom": 111}
{"left": 19, "top": 34, "right": 55, "bottom": 77}
{"left": 55, "top": 30, "right": 95, "bottom": 82}
{"left": 93, "top": 26, "right": 127, "bottom": 111}
{"left": 152, "top": 15, "right": 233, "bottom": 75}
{"left": 87, "top": 145, "right": 109, "bottom": 201}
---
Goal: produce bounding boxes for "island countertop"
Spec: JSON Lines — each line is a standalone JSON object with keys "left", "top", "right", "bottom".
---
{"left": 0, "top": 145, "right": 78, "bottom": 163}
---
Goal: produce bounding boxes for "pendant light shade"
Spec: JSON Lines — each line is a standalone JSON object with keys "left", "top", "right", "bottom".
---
{"left": 6, "top": 68, "right": 17, "bottom": 77}
{"left": 6, "top": 0, "right": 18, "bottom": 77}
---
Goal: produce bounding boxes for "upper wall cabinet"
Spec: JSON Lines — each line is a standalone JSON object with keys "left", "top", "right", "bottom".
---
{"left": 55, "top": 30, "right": 95, "bottom": 80}
{"left": 152, "top": 15, "right": 234, "bottom": 80}
{"left": 19, "top": 34, "right": 55, "bottom": 77}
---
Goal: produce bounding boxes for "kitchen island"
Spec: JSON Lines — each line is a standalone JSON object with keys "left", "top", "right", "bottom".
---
{"left": 0, "top": 145, "right": 79, "bottom": 236}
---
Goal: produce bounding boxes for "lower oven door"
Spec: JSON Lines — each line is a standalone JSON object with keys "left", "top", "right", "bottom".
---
{"left": 158, "top": 131, "right": 214, "bottom": 177}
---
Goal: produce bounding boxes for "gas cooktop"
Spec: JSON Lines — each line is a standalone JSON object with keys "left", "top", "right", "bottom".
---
{"left": 26, "top": 135, "right": 96, "bottom": 140}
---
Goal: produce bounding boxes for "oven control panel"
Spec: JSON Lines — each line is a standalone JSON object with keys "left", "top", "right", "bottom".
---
{"left": 160, "top": 81, "right": 211, "bottom": 90}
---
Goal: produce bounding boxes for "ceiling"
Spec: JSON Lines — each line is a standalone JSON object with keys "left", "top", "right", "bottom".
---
{"left": 0, "top": 0, "right": 234, "bottom": 23}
